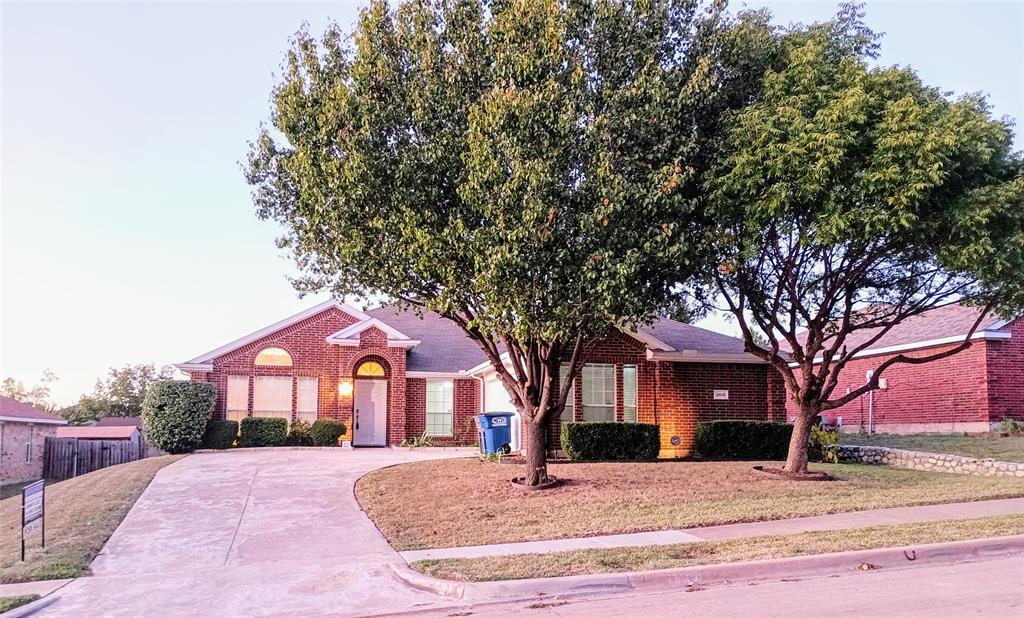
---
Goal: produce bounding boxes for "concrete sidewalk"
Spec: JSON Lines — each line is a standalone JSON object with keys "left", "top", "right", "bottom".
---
{"left": 400, "top": 496, "right": 1024, "bottom": 562}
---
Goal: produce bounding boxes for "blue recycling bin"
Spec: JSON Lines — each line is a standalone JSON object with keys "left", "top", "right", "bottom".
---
{"left": 475, "top": 412, "right": 515, "bottom": 454}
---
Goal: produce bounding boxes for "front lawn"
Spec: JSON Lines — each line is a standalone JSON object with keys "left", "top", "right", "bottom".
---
{"left": 841, "top": 433, "right": 1024, "bottom": 462}
{"left": 0, "top": 455, "right": 182, "bottom": 584}
{"left": 355, "top": 459, "right": 1024, "bottom": 551}
{"left": 412, "top": 514, "right": 1024, "bottom": 581}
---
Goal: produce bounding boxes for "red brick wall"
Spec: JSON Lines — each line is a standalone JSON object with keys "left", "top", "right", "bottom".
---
{"left": 987, "top": 318, "right": 1024, "bottom": 423}
{"left": 653, "top": 362, "right": 774, "bottom": 456}
{"left": 0, "top": 421, "right": 57, "bottom": 485}
{"left": 783, "top": 339, "right": 998, "bottom": 431}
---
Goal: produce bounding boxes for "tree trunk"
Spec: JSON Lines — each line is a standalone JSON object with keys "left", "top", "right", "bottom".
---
{"left": 523, "top": 419, "right": 549, "bottom": 486}
{"left": 783, "top": 403, "right": 817, "bottom": 475}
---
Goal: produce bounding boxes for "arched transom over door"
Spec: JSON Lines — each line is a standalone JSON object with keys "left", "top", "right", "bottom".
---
{"left": 353, "top": 359, "right": 388, "bottom": 446}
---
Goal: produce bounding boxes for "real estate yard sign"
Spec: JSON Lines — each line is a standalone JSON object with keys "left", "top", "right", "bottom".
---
{"left": 21, "top": 480, "right": 45, "bottom": 560}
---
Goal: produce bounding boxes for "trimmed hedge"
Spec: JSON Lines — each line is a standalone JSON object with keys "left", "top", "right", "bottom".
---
{"left": 141, "top": 381, "right": 216, "bottom": 454}
{"left": 694, "top": 420, "right": 792, "bottom": 460}
{"left": 285, "top": 419, "right": 314, "bottom": 446}
{"left": 694, "top": 420, "right": 839, "bottom": 462}
{"left": 310, "top": 419, "right": 347, "bottom": 446}
{"left": 560, "top": 422, "right": 660, "bottom": 461}
{"left": 239, "top": 417, "right": 288, "bottom": 447}
{"left": 202, "top": 420, "right": 239, "bottom": 450}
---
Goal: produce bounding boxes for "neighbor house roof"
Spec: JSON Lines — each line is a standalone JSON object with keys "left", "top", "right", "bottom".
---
{"left": 0, "top": 395, "right": 66, "bottom": 425}
{"left": 96, "top": 416, "right": 144, "bottom": 428}
{"left": 56, "top": 426, "right": 139, "bottom": 440}
{"left": 792, "top": 303, "right": 1014, "bottom": 361}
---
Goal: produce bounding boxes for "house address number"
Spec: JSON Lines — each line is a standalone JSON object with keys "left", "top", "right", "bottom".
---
{"left": 713, "top": 389, "right": 729, "bottom": 400}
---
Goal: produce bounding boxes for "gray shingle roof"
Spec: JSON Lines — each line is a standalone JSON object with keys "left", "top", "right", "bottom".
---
{"left": 638, "top": 318, "right": 748, "bottom": 354}
{"left": 367, "top": 306, "right": 490, "bottom": 372}
{"left": 369, "top": 307, "right": 751, "bottom": 371}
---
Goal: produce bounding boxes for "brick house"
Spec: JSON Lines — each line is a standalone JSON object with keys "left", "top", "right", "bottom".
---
{"left": 0, "top": 395, "right": 66, "bottom": 487}
{"left": 176, "top": 300, "right": 784, "bottom": 456}
{"left": 785, "top": 304, "right": 1023, "bottom": 433}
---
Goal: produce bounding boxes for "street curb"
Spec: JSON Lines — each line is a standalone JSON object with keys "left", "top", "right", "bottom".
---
{"left": 393, "top": 535, "right": 1024, "bottom": 602}
{"left": 0, "top": 593, "right": 60, "bottom": 618}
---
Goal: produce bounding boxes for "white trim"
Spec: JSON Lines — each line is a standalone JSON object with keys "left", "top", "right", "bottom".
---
{"left": 466, "top": 352, "right": 511, "bottom": 376}
{"left": 183, "top": 299, "right": 371, "bottom": 364}
{"left": 329, "top": 338, "right": 421, "bottom": 348}
{"left": 174, "top": 362, "right": 214, "bottom": 373}
{"left": 325, "top": 317, "right": 414, "bottom": 342}
{"left": 646, "top": 350, "right": 766, "bottom": 364}
{"left": 406, "top": 371, "right": 468, "bottom": 379}
{"left": 0, "top": 415, "right": 67, "bottom": 425}
{"left": 620, "top": 327, "right": 675, "bottom": 352}
{"left": 793, "top": 330, "right": 1012, "bottom": 366}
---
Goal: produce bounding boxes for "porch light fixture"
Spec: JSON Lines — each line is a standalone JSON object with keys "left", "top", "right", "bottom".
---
{"left": 339, "top": 380, "right": 353, "bottom": 396}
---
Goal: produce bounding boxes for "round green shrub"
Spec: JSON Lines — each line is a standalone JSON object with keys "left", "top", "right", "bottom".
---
{"left": 202, "top": 420, "right": 239, "bottom": 450}
{"left": 310, "top": 419, "right": 347, "bottom": 446}
{"left": 239, "top": 417, "right": 288, "bottom": 447}
{"left": 285, "top": 419, "right": 314, "bottom": 446}
{"left": 142, "top": 381, "right": 216, "bottom": 454}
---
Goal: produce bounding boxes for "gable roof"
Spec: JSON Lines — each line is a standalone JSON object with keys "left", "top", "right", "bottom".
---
{"left": 366, "top": 306, "right": 490, "bottom": 373}
{"left": 57, "top": 425, "right": 139, "bottom": 440}
{"left": 178, "top": 299, "right": 370, "bottom": 370}
{"left": 324, "top": 317, "right": 421, "bottom": 348}
{"left": 0, "top": 395, "right": 66, "bottom": 424}
{"left": 793, "top": 303, "right": 1013, "bottom": 360}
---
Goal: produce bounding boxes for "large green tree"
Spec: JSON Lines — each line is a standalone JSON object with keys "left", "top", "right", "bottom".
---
{"left": 60, "top": 364, "right": 175, "bottom": 425}
{"left": 1, "top": 370, "right": 59, "bottom": 412}
{"left": 247, "top": 0, "right": 774, "bottom": 484}
{"left": 699, "top": 6, "right": 1024, "bottom": 474}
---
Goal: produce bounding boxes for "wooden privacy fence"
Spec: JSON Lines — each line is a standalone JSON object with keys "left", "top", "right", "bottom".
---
{"left": 43, "top": 437, "right": 150, "bottom": 481}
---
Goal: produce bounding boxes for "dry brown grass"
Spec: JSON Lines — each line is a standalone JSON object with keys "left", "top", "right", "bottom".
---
{"left": 355, "top": 459, "right": 1024, "bottom": 550}
{"left": 412, "top": 514, "right": 1024, "bottom": 581}
{"left": 0, "top": 455, "right": 182, "bottom": 584}
{"left": 841, "top": 433, "right": 1024, "bottom": 462}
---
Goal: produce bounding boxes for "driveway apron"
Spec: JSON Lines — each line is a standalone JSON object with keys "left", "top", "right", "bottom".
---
{"left": 38, "top": 448, "right": 472, "bottom": 617}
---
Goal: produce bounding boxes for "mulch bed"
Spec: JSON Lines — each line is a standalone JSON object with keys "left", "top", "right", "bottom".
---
{"left": 752, "top": 465, "right": 835, "bottom": 481}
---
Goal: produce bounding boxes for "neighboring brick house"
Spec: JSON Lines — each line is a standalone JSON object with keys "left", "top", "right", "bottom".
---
{"left": 177, "top": 300, "right": 784, "bottom": 456}
{"left": 0, "top": 395, "right": 66, "bottom": 487}
{"left": 785, "top": 304, "right": 1023, "bottom": 433}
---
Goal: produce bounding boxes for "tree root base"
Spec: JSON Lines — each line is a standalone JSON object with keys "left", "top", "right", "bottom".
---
{"left": 510, "top": 475, "right": 563, "bottom": 491}
{"left": 752, "top": 465, "right": 835, "bottom": 481}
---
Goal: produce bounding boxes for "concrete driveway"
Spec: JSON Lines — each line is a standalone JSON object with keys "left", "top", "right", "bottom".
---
{"left": 39, "top": 448, "right": 473, "bottom": 617}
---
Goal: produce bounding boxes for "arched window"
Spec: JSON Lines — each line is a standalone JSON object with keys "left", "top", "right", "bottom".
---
{"left": 255, "top": 347, "right": 292, "bottom": 367}
{"left": 356, "top": 361, "right": 386, "bottom": 377}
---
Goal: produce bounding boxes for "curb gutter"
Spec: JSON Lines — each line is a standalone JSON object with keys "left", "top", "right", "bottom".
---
{"left": 391, "top": 534, "right": 1024, "bottom": 604}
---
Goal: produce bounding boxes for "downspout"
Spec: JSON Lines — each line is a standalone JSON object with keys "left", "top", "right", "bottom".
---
{"left": 865, "top": 370, "right": 875, "bottom": 434}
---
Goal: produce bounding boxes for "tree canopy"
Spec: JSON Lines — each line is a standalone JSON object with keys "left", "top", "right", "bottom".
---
{"left": 698, "top": 5, "right": 1024, "bottom": 473}
{"left": 248, "top": 0, "right": 777, "bottom": 484}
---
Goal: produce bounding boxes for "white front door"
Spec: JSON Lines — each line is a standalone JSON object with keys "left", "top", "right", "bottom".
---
{"left": 354, "top": 379, "right": 388, "bottom": 446}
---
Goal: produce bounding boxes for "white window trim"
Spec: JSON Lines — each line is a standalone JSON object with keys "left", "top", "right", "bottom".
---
{"left": 253, "top": 376, "right": 293, "bottom": 423}
{"left": 623, "top": 364, "right": 638, "bottom": 423}
{"left": 582, "top": 364, "right": 616, "bottom": 422}
{"left": 296, "top": 377, "right": 319, "bottom": 423}
{"left": 425, "top": 379, "right": 454, "bottom": 437}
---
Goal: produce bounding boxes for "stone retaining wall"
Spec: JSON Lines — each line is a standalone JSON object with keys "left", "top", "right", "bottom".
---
{"left": 831, "top": 444, "right": 1024, "bottom": 478}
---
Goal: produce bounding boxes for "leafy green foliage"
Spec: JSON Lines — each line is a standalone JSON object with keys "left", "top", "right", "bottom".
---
{"left": 1, "top": 370, "right": 59, "bottom": 413}
{"left": 560, "top": 422, "right": 659, "bottom": 461}
{"left": 285, "top": 418, "right": 314, "bottom": 446}
{"left": 202, "top": 420, "right": 239, "bottom": 450}
{"left": 400, "top": 430, "right": 434, "bottom": 449}
{"left": 696, "top": 4, "right": 1024, "bottom": 473}
{"left": 309, "top": 419, "right": 347, "bottom": 446}
{"left": 60, "top": 364, "right": 175, "bottom": 425}
{"left": 809, "top": 425, "right": 840, "bottom": 463}
{"left": 694, "top": 420, "right": 793, "bottom": 460}
{"left": 141, "top": 381, "right": 216, "bottom": 454}
{"left": 246, "top": 0, "right": 780, "bottom": 484}
{"left": 239, "top": 417, "right": 288, "bottom": 448}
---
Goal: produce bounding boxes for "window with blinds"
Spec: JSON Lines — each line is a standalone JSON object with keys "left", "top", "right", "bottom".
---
{"left": 254, "top": 376, "right": 292, "bottom": 424}
{"left": 227, "top": 376, "right": 249, "bottom": 425}
{"left": 425, "top": 380, "right": 454, "bottom": 437}
{"left": 296, "top": 377, "right": 318, "bottom": 423}
{"left": 582, "top": 364, "right": 615, "bottom": 422}
{"left": 623, "top": 364, "right": 637, "bottom": 422}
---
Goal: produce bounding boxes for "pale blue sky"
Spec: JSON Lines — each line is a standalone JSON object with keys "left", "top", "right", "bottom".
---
{"left": 2, "top": 1, "right": 1022, "bottom": 406}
